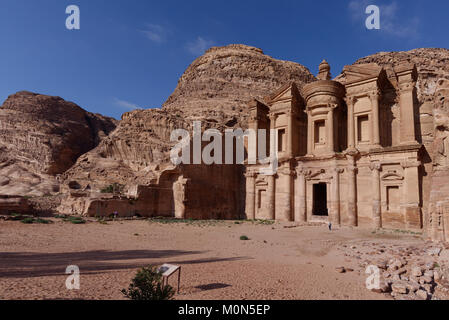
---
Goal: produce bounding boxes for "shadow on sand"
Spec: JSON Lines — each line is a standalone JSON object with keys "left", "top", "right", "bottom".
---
{"left": 0, "top": 250, "right": 250, "bottom": 278}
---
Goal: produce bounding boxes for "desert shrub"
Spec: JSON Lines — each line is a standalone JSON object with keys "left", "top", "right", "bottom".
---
{"left": 10, "top": 213, "right": 23, "bottom": 221}
{"left": 240, "top": 235, "right": 250, "bottom": 241}
{"left": 121, "top": 266, "right": 174, "bottom": 300}
{"left": 36, "top": 218, "right": 52, "bottom": 224}
{"left": 64, "top": 216, "right": 86, "bottom": 224}
{"left": 100, "top": 183, "right": 124, "bottom": 194}
{"left": 21, "top": 217, "right": 35, "bottom": 224}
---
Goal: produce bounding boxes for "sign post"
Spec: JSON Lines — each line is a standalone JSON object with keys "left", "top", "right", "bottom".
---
{"left": 158, "top": 264, "right": 181, "bottom": 293}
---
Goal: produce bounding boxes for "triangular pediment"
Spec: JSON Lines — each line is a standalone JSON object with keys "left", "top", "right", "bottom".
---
{"left": 267, "top": 82, "right": 300, "bottom": 104}
{"left": 342, "top": 63, "right": 383, "bottom": 84}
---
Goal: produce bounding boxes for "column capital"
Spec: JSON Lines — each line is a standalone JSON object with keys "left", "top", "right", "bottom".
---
{"left": 401, "top": 160, "right": 421, "bottom": 169}
{"left": 345, "top": 148, "right": 360, "bottom": 157}
{"left": 279, "top": 167, "right": 295, "bottom": 177}
{"left": 269, "top": 113, "right": 278, "bottom": 121}
{"left": 369, "top": 162, "right": 382, "bottom": 171}
{"left": 347, "top": 165, "right": 358, "bottom": 174}
{"left": 295, "top": 167, "right": 311, "bottom": 177}
{"left": 368, "top": 89, "right": 381, "bottom": 101}
{"left": 345, "top": 95, "right": 357, "bottom": 106}
{"left": 398, "top": 81, "right": 416, "bottom": 93}
{"left": 333, "top": 167, "right": 344, "bottom": 175}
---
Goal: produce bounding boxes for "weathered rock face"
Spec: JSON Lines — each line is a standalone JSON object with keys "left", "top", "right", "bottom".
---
{"left": 61, "top": 44, "right": 316, "bottom": 192}
{"left": 0, "top": 91, "right": 117, "bottom": 196}
{"left": 428, "top": 78, "right": 449, "bottom": 242}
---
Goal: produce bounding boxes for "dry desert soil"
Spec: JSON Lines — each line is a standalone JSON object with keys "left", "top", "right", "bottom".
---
{"left": 0, "top": 218, "right": 428, "bottom": 300}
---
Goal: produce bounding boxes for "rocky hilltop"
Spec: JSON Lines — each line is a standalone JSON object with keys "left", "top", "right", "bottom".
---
{"left": 0, "top": 91, "right": 117, "bottom": 197}
{"left": 163, "top": 44, "right": 316, "bottom": 127}
{"left": 60, "top": 44, "right": 317, "bottom": 190}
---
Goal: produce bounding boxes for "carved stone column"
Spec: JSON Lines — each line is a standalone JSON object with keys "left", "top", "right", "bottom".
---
{"left": 347, "top": 155, "right": 358, "bottom": 226}
{"left": 295, "top": 165, "right": 309, "bottom": 222}
{"left": 279, "top": 167, "right": 294, "bottom": 221}
{"left": 287, "top": 111, "right": 294, "bottom": 158}
{"left": 269, "top": 114, "right": 278, "bottom": 157}
{"left": 331, "top": 167, "right": 343, "bottom": 225}
{"left": 369, "top": 91, "right": 381, "bottom": 147}
{"left": 307, "top": 113, "right": 313, "bottom": 155}
{"left": 346, "top": 96, "right": 356, "bottom": 149}
{"left": 370, "top": 162, "right": 382, "bottom": 228}
{"left": 327, "top": 106, "right": 334, "bottom": 152}
{"left": 402, "top": 160, "right": 422, "bottom": 230}
{"left": 398, "top": 81, "right": 417, "bottom": 145}
{"left": 244, "top": 170, "right": 257, "bottom": 220}
{"left": 267, "top": 173, "right": 276, "bottom": 220}
{"left": 249, "top": 116, "right": 259, "bottom": 163}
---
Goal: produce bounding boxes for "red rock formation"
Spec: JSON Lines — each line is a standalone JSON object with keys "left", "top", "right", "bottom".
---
{"left": 0, "top": 91, "right": 117, "bottom": 196}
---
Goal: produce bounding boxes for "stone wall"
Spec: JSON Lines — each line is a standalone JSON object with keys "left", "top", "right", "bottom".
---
{"left": 0, "top": 195, "right": 30, "bottom": 215}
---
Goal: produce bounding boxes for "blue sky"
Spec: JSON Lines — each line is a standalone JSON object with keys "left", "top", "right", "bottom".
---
{"left": 0, "top": 0, "right": 448, "bottom": 120}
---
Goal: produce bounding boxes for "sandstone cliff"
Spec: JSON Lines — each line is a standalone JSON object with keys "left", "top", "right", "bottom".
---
{"left": 0, "top": 91, "right": 117, "bottom": 196}
{"left": 61, "top": 44, "right": 317, "bottom": 191}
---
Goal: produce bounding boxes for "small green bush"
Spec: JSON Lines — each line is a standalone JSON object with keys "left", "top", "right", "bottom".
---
{"left": 21, "top": 217, "right": 35, "bottom": 224}
{"left": 36, "top": 218, "right": 52, "bottom": 224}
{"left": 121, "top": 266, "right": 175, "bottom": 300}
{"left": 100, "top": 183, "right": 124, "bottom": 194}
{"left": 64, "top": 216, "right": 86, "bottom": 224}
{"left": 240, "top": 235, "right": 250, "bottom": 241}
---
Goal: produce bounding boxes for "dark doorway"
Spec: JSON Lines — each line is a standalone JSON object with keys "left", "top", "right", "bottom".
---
{"left": 313, "top": 183, "right": 328, "bottom": 216}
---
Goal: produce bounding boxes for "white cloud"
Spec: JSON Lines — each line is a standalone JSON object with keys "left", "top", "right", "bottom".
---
{"left": 141, "top": 24, "right": 169, "bottom": 43}
{"left": 348, "top": 1, "right": 420, "bottom": 37}
{"left": 186, "top": 37, "right": 215, "bottom": 56}
{"left": 113, "top": 98, "right": 139, "bottom": 110}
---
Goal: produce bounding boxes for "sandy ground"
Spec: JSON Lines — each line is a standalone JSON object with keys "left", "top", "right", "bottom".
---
{"left": 0, "top": 218, "right": 426, "bottom": 300}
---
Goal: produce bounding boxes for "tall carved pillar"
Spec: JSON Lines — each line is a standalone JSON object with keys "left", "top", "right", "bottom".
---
{"left": 307, "top": 114, "right": 313, "bottom": 155}
{"left": 250, "top": 116, "right": 259, "bottom": 163}
{"left": 287, "top": 111, "right": 294, "bottom": 157}
{"left": 369, "top": 91, "right": 381, "bottom": 147}
{"left": 295, "top": 166, "right": 309, "bottom": 222}
{"left": 402, "top": 160, "right": 422, "bottom": 230}
{"left": 347, "top": 155, "right": 358, "bottom": 226}
{"left": 267, "top": 173, "right": 276, "bottom": 220}
{"left": 327, "top": 107, "right": 334, "bottom": 152}
{"left": 331, "top": 167, "right": 343, "bottom": 225}
{"left": 346, "top": 97, "right": 356, "bottom": 149}
{"left": 370, "top": 163, "right": 382, "bottom": 228}
{"left": 244, "top": 170, "right": 256, "bottom": 220}
{"left": 279, "top": 167, "right": 294, "bottom": 221}
{"left": 269, "top": 114, "right": 277, "bottom": 155}
{"left": 398, "top": 81, "right": 417, "bottom": 145}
